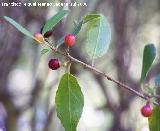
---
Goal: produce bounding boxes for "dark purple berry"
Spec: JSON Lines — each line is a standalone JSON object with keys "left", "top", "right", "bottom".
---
{"left": 48, "top": 59, "right": 60, "bottom": 70}
{"left": 40, "top": 26, "right": 53, "bottom": 38}
{"left": 44, "top": 30, "right": 53, "bottom": 38}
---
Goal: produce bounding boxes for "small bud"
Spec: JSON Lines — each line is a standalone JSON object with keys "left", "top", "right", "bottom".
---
{"left": 34, "top": 33, "right": 44, "bottom": 44}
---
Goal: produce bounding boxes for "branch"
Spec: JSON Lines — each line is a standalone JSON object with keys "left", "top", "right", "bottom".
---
{"left": 44, "top": 41, "right": 159, "bottom": 106}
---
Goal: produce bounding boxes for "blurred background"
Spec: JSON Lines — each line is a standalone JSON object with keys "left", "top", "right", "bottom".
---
{"left": 0, "top": 0, "right": 160, "bottom": 131}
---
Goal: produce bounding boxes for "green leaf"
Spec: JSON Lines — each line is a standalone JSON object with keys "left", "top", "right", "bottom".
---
{"left": 73, "top": 20, "right": 79, "bottom": 27}
{"left": 42, "top": 10, "right": 69, "bottom": 34}
{"left": 55, "top": 36, "right": 65, "bottom": 49}
{"left": 4, "top": 16, "right": 34, "bottom": 39}
{"left": 83, "top": 14, "right": 100, "bottom": 24}
{"left": 153, "top": 74, "right": 160, "bottom": 96}
{"left": 149, "top": 106, "right": 160, "bottom": 131}
{"left": 85, "top": 15, "right": 111, "bottom": 59}
{"left": 140, "top": 44, "right": 156, "bottom": 82}
{"left": 55, "top": 14, "right": 106, "bottom": 49}
{"left": 155, "top": 74, "right": 160, "bottom": 87}
{"left": 55, "top": 73, "right": 84, "bottom": 131}
{"left": 41, "top": 49, "right": 49, "bottom": 55}
{"left": 72, "top": 21, "right": 83, "bottom": 36}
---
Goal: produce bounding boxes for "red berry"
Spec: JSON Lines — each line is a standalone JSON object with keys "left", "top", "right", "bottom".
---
{"left": 64, "top": 34, "right": 76, "bottom": 46}
{"left": 48, "top": 59, "right": 60, "bottom": 70}
{"left": 34, "top": 33, "right": 44, "bottom": 43}
{"left": 141, "top": 104, "right": 152, "bottom": 117}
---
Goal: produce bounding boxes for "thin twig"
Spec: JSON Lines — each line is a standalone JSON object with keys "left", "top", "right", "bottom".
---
{"left": 44, "top": 41, "right": 159, "bottom": 106}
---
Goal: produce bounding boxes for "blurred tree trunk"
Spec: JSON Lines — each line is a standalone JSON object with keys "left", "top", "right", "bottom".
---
{"left": 109, "top": 0, "right": 140, "bottom": 131}
{"left": 0, "top": 5, "right": 26, "bottom": 130}
{"left": 0, "top": 3, "right": 47, "bottom": 130}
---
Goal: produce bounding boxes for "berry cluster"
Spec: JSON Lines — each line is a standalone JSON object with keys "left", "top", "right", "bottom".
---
{"left": 34, "top": 31, "right": 76, "bottom": 70}
{"left": 45, "top": 33, "right": 75, "bottom": 70}
{"left": 34, "top": 28, "right": 53, "bottom": 44}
